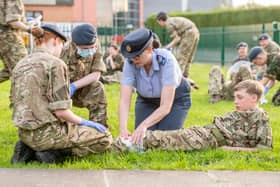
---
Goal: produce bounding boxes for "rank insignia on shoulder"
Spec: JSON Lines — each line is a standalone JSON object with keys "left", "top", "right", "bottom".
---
{"left": 156, "top": 55, "right": 167, "bottom": 65}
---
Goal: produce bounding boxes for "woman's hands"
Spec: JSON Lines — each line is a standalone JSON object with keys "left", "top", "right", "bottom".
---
{"left": 131, "top": 124, "right": 147, "bottom": 144}
{"left": 120, "top": 128, "right": 132, "bottom": 139}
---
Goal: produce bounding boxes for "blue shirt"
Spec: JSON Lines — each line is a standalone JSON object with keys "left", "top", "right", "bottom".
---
{"left": 121, "top": 48, "right": 182, "bottom": 98}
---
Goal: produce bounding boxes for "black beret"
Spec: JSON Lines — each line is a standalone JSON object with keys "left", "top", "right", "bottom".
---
{"left": 236, "top": 42, "right": 248, "bottom": 49}
{"left": 72, "top": 24, "right": 97, "bottom": 45}
{"left": 156, "top": 12, "right": 167, "bottom": 20}
{"left": 41, "top": 24, "right": 67, "bottom": 42}
{"left": 121, "top": 28, "right": 153, "bottom": 58}
{"left": 258, "top": 33, "right": 270, "bottom": 41}
{"left": 108, "top": 41, "right": 119, "bottom": 49}
{"left": 248, "top": 46, "right": 265, "bottom": 61}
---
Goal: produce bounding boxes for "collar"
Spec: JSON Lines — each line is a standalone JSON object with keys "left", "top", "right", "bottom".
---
{"left": 33, "top": 47, "right": 51, "bottom": 54}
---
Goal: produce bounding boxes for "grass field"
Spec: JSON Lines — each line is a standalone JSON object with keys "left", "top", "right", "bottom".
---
{"left": 0, "top": 63, "right": 280, "bottom": 170}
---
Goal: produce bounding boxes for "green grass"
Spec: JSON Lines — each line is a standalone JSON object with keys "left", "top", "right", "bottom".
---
{"left": 1, "top": 63, "right": 280, "bottom": 170}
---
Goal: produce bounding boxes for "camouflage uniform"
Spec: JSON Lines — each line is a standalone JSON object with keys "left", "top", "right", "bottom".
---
{"left": 11, "top": 47, "right": 112, "bottom": 157}
{"left": 0, "top": 0, "right": 27, "bottom": 83}
{"left": 264, "top": 54, "right": 280, "bottom": 105}
{"left": 101, "top": 51, "right": 124, "bottom": 84}
{"left": 232, "top": 56, "right": 249, "bottom": 64}
{"left": 208, "top": 65, "right": 253, "bottom": 101}
{"left": 166, "top": 17, "right": 200, "bottom": 77}
{"left": 112, "top": 108, "right": 272, "bottom": 152}
{"left": 264, "top": 41, "right": 280, "bottom": 66}
{"left": 60, "top": 41, "right": 108, "bottom": 125}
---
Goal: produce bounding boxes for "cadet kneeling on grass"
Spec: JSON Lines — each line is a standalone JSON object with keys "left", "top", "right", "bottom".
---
{"left": 10, "top": 24, "right": 112, "bottom": 164}
{"left": 113, "top": 80, "right": 272, "bottom": 152}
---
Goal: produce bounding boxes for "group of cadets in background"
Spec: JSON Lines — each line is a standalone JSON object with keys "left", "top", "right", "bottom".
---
{"left": 0, "top": 0, "right": 274, "bottom": 164}
{"left": 208, "top": 32, "right": 280, "bottom": 105}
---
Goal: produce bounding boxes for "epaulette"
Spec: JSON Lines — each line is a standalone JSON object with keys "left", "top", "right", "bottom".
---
{"left": 156, "top": 54, "right": 167, "bottom": 65}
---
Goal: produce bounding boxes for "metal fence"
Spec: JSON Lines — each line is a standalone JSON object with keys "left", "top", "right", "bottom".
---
{"left": 154, "top": 22, "right": 280, "bottom": 66}
{"left": 49, "top": 22, "right": 131, "bottom": 52}
{"left": 32, "top": 22, "right": 280, "bottom": 66}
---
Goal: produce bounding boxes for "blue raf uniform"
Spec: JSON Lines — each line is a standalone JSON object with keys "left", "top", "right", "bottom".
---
{"left": 121, "top": 29, "right": 191, "bottom": 130}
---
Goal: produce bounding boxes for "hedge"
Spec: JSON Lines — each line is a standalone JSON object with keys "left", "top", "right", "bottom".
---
{"left": 145, "top": 6, "right": 280, "bottom": 30}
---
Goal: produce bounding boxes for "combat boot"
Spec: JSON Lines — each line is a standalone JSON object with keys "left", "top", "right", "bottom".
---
{"left": 35, "top": 148, "right": 72, "bottom": 164}
{"left": 10, "top": 141, "right": 36, "bottom": 164}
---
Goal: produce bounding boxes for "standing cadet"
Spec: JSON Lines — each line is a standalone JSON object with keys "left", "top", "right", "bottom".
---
{"left": 232, "top": 42, "right": 249, "bottom": 64}
{"left": 156, "top": 11, "right": 200, "bottom": 78}
{"left": 113, "top": 80, "right": 272, "bottom": 152}
{"left": 60, "top": 23, "right": 108, "bottom": 126}
{"left": 258, "top": 33, "right": 280, "bottom": 65}
{"left": 0, "top": 0, "right": 40, "bottom": 83}
{"left": 101, "top": 41, "right": 124, "bottom": 84}
{"left": 119, "top": 28, "right": 191, "bottom": 144}
{"left": 10, "top": 24, "right": 112, "bottom": 164}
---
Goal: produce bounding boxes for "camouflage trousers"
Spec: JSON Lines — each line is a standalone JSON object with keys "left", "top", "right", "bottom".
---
{"left": 0, "top": 30, "right": 27, "bottom": 83}
{"left": 18, "top": 121, "right": 113, "bottom": 157}
{"left": 144, "top": 127, "right": 219, "bottom": 151}
{"left": 72, "top": 81, "right": 107, "bottom": 126}
{"left": 111, "top": 127, "right": 219, "bottom": 152}
{"left": 208, "top": 65, "right": 252, "bottom": 100}
{"left": 177, "top": 29, "right": 200, "bottom": 77}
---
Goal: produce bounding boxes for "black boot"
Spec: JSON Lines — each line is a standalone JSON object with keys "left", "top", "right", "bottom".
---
{"left": 10, "top": 141, "right": 36, "bottom": 164}
{"left": 35, "top": 148, "right": 72, "bottom": 164}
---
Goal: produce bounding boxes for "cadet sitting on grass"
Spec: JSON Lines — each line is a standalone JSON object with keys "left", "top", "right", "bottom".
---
{"left": 10, "top": 24, "right": 112, "bottom": 164}
{"left": 101, "top": 41, "right": 124, "bottom": 84}
{"left": 113, "top": 80, "right": 272, "bottom": 152}
{"left": 208, "top": 61, "right": 253, "bottom": 103}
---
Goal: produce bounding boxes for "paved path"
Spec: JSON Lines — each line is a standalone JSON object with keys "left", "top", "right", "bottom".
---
{"left": 0, "top": 169, "right": 279, "bottom": 187}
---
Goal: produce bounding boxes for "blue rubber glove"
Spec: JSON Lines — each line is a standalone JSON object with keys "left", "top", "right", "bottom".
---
{"left": 263, "top": 86, "right": 270, "bottom": 96}
{"left": 69, "top": 83, "right": 77, "bottom": 97}
{"left": 256, "top": 72, "right": 263, "bottom": 80}
{"left": 81, "top": 119, "right": 106, "bottom": 132}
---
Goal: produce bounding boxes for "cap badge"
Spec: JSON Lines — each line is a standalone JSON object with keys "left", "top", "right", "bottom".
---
{"left": 126, "top": 45, "right": 131, "bottom": 52}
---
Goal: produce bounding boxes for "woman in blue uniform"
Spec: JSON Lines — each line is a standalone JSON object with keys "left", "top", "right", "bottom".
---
{"left": 119, "top": 28, "right": 191, "bottom": 144}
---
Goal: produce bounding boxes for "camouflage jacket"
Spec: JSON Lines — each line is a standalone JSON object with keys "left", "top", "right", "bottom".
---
{"left": 209, "top": 108, "right": 272, "bottom": 149}
{"left": 232, "top": 55, "right": 249, "bottom": 64}
{"left": 166, "top": 17, "right": 198, "bottom": 37}
{"left": 11, "top": 47, "right": 72, "bottom": 130}
{"left": 60, "top": 40, "right": 106, "bottom": 82}
{"left": 265, "top": 54, "right": 280, "bottom": 81}
{"left": 264, "top": 41, "right": 280, "bottom": 66}
{"left": 0, "top": 0, "right": 25, "bottom": 26}
{"left": 103, "top": 51, "right": 124, "bottom": 74}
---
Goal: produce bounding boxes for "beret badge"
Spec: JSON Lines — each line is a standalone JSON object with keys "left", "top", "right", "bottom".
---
{"left": 126, "top": 45, "right": 131, "bottom": 52}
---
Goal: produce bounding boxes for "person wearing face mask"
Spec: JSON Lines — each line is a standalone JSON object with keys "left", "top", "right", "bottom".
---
{"left": 60, "top": 23, "right": 108, "bottom": 127}
{"left": 10, "top": 24, "right": 112, "bottom": 164}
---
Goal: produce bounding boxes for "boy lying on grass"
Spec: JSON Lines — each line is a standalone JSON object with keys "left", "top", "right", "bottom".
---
{"left": 113, "top": 80, "right": 273, "bottom": 152}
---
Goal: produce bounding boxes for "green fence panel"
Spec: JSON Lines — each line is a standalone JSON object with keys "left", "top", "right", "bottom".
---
{"left": 152, "top": 22, "right": 279, "bottom": 66}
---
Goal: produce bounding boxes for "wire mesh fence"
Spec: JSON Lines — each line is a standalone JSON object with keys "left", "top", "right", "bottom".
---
{"left": 21, "top": 21, "right": 280, "bottom": 66}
